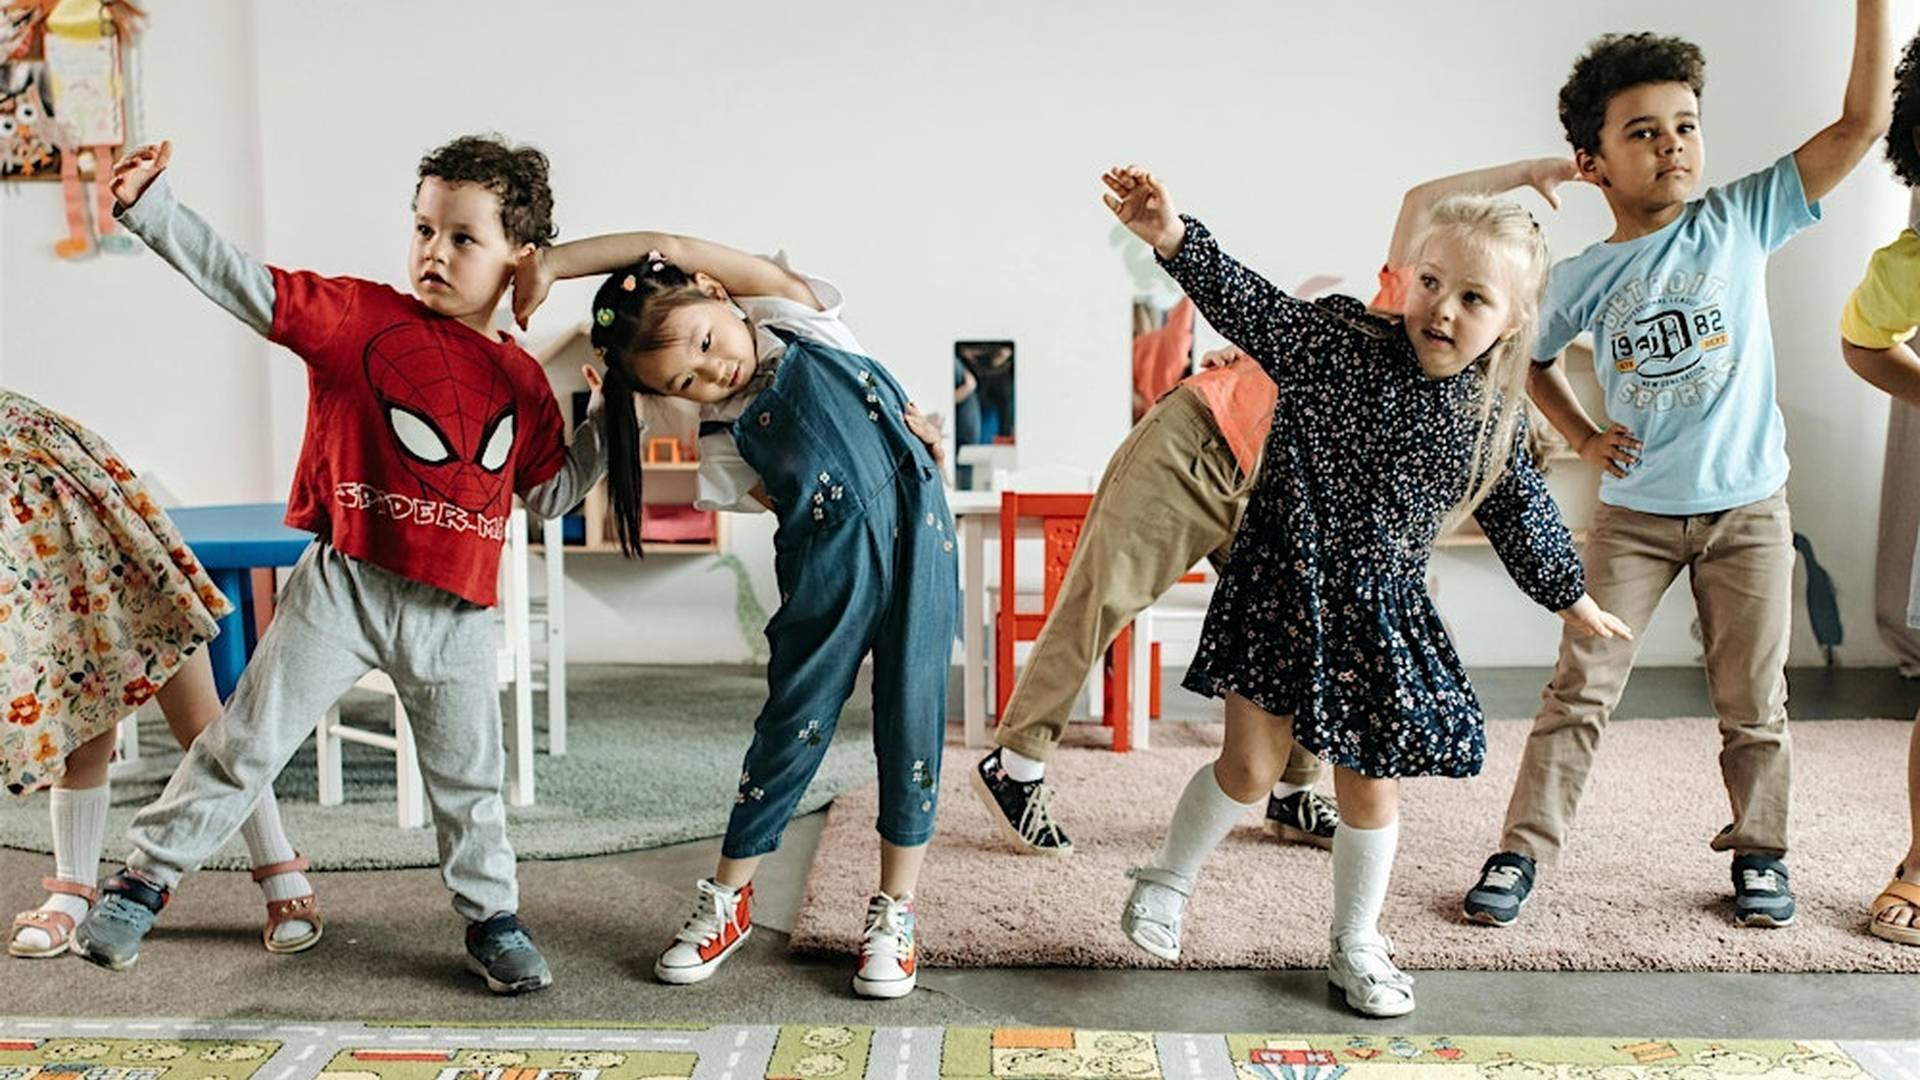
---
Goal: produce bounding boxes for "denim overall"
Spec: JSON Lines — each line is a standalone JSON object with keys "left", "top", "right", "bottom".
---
{"left": 721, "top": 332, "right": 959, "bottom": 858}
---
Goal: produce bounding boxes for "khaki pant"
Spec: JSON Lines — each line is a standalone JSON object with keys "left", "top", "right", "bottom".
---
{"left": 1499, "top": 487, "right": 1795, "bottom": 865}
{"left": 993, "top": 385, "right": 1321, "bottom": 787}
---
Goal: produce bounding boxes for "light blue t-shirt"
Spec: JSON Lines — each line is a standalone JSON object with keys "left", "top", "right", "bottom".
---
{"left": 1536, "top": 153, "right": 1820, "bottom": 515}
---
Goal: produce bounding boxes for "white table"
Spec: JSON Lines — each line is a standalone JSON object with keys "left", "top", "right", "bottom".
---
{"left": 946, "top": 489, "right": 1156, "bottom": 751}
{"left": 947, "top": 489, "right": 1001, "bottom": 749}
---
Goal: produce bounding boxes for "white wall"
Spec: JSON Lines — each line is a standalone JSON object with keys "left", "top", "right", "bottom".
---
{"left": 6, "top": 0, "right": 1914, "bottom": 665}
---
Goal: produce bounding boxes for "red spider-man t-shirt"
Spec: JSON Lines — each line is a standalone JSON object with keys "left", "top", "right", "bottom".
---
{"left": 268, "top": 269, "right": 567, "bottom": 607}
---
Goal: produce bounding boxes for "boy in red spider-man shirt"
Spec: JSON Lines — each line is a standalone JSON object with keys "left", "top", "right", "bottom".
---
{"left": 71, "top": 134, "right": 601, "bottom": 995}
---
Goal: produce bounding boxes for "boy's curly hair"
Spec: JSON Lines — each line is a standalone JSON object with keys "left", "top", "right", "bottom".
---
{"left": 1886, "top": 29, "right": 1920, "bottom": 186}
{"left": 1558, "top": 33, "right": 1706, "bottom": 157}
{"left": 416, "top": 133, "right": 556, "bottom": 248}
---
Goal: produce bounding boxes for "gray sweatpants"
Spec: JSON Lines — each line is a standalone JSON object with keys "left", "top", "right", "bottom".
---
{"left": 127, "top": 541, "right": 516, "bottom": 921}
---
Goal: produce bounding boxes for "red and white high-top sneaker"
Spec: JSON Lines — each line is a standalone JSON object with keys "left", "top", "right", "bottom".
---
{"left": 653, "top": 879, "right": 753, "bottom": 985}
{"left": 852, "top": 892, "right": 917, "bottom": 999}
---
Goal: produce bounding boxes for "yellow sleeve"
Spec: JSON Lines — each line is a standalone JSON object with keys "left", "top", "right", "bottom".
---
{"left": 1841, "top": 232, "right": 1920, "bottom": 349}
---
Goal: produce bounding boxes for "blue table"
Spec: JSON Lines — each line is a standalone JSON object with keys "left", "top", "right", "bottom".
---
{"left": 169, "top": 503, "right": 314, "bottom": 700}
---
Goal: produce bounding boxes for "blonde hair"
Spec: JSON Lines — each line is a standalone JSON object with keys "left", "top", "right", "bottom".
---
{"left": 1410, "top": 194, "right": 1552, "bottom": 531}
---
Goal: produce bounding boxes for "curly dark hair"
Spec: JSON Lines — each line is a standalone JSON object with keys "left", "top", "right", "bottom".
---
{"left": 415, "top": 133, "right": 556, "bottom": 248}
{"left": 1558, "top": 33, "right": 1706, "bottom": 157}
{"left": 1886, "top": 28, "right": 1920, "bottom": 186}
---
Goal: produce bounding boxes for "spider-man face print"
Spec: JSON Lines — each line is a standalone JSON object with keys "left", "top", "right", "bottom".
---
{"left": 363, "top": 321, "right": 516, "bottom": 516}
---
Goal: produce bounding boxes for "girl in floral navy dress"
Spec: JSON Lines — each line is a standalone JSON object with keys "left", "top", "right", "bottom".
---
{"left": 1101, "top": 164, "right": 1629, "bottom": 1018}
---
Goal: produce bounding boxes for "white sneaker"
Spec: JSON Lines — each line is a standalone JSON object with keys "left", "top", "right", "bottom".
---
{"left": 853, "top": 893, "right": 917, "bottom": 999}
{"left": 653, "top": 879, "right": 752, "bottom": 985}
{"left": 1328, "top": 930, "right": 1415, "bottom": 1017}
{"left": 1120, "top": 866, "right": 1192, "bottom": 962}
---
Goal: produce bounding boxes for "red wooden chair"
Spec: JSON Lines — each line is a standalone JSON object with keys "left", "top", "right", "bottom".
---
{"left": 992, "top": 491, "right": 1143, "bottom": 751}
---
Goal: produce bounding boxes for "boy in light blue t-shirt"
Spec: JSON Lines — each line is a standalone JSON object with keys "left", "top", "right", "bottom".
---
{"left": 1464, "top": 3, "right": 1893, "bottom": 931}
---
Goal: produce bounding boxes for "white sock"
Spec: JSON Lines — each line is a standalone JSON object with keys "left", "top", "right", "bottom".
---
{"left": 1271, "top": 780, "right": 1309, "bottom": 799}
{"left": 1330, "top": 818, "right": 1400, "bottom": 940}
{"left": 1153, "top": 763, "right": 1263, "bottom": 881}
{"left": 999, "top": 747, "right": 1045, "bottom": 783}
{"left": 240, "top": 787, "right": 314, "bottom": 945}
{"left": 14, "top": 784, "right": 110, "bottom": 952}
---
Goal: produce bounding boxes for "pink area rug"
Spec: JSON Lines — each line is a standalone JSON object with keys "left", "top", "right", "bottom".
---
{"left": 790, "top": 717, "right": 1920, "bottom": 973}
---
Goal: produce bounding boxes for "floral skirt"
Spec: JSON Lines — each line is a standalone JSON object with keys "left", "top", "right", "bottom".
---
{"left": 0, "top": 390, "right": 230, "bottom": 794}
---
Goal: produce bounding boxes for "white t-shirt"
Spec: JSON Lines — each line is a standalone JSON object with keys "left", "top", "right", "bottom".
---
{"left": 695, "top": 254, "right": 862, "bottom": 512}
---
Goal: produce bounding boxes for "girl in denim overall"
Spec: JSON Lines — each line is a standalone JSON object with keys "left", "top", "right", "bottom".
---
{"left": 514, "top": 232, "right": 957, "bottom": 998}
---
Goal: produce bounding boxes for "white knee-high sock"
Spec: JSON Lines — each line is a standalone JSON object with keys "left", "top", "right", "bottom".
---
{"left": 1153, "top": 763, "right": 1263, "bottom": 881}
{"left": 51, "top": 784, "right": 111, "bottom": 886}
{"left": 1330, "top": 818, "right": 1400, "bottom": 939}
{"left": 239, "top": 786, "right": 314, "bottom": 943}
{"left": 13, "top": 784, "right": 110, "bottom": 951}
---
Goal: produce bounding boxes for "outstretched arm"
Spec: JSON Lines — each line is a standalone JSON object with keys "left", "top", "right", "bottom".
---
{"left": 514, "top": 231, "right": 818, "bottom": 328}
{"left": 111, "top": 142, "right": 276, "bottom": 337}
{"left": 1793, "top": 0, "right": 1893, "bottom": 203}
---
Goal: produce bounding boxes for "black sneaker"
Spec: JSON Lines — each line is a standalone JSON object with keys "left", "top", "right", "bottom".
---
{"left": 969, "top": 749, "right": 1073, "bottom": 855}
{"left": 1731, "top": 854, "right": 1796, "bottom": 928}
{"left": 1264, "top": 789, "right": 1339, "bottom": 849}
{"left": 1462, "top": 851, "right": 1536, "bottom": 927}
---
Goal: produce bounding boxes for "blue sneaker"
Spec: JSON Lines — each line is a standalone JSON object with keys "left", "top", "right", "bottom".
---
{"left": 1462, "top": 852, "right": 1536, "bottom": 927}
{"left": 1731, "top": 854, "right": 1796, "bottom": 928}
{"left": 464, "top": 913, "right": 553, "bottom": 995}
{"left": 71, "top": 870, "right": 169, "bottom": 971}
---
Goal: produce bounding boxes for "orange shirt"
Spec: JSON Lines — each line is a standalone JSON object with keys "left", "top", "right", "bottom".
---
{"left": 1181, "top": 359, "right": 1276, "bottom": 478}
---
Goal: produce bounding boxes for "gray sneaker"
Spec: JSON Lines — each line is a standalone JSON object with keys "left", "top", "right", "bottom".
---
{"left": 71, "top": 870, "right": 169, "bottom": 971}
{"left": 464, "top": 913, "right": 553, "bottom": 994}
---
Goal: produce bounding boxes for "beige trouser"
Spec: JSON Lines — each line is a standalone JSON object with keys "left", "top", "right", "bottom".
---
{"left": 1500, "top": 487, "right": 1795, "bottom": 865}
{"left": 993, "top": 385, "right": 1321, "bottom": 787}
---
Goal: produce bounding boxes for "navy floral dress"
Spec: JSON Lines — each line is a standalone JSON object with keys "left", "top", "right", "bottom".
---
{"left": 1166, "top": 217, "right": 1585, "bottom": 779}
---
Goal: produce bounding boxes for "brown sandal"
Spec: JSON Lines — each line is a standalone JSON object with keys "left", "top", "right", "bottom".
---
{"left": 1870, "top": 867, "right": 1920, "bottom": 946}
{"left": 251, "top": 855, "right": 323, "bottom": 954}
{"left": 9, "top": 877, "right": 98, "bottom": 959}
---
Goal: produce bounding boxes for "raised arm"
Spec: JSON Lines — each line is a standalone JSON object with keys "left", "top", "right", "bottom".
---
{"left": 1384, "top": 158, "right": 1580, "bottom": 269}
{"left": 1102, "top": 165, "right": 1326, "bottom": 383}
{"left": 111, "top": 143, "right": 275, "bottom": 338}
{"left": 1794, "top": 0, "right": 1893, "bottom": 203}
{"left": 514, "top": 231, "right": 818, "bottom": 328}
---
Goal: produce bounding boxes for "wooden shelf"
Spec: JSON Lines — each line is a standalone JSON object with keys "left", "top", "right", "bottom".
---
{"left": 643, "top": 461, "right": 702, "bottom": 473}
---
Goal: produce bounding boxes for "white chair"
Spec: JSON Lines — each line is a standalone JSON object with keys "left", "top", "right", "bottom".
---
{"left": 526, "top": 511, "right": 567, "bottom": 756}
{"left": 315, "top": 508, "right": 537, "bottom": 828}
{"left": 1129, "top": 568, "right": 1216, "bottom": 752}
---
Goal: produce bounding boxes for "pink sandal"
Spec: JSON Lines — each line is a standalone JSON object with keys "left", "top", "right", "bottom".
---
{"left": 251, "top": 855, "right": 323, "bottom": 954}
{"left": 9, "top": 877, "right": 97, "bottom": 959}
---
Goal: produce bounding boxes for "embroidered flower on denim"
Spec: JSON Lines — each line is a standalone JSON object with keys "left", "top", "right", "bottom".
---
{"left": 797, "top": 718, "right": 823, "bottom": 747}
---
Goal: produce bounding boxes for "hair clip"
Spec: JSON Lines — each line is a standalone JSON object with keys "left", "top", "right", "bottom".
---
{"left": 621, "top": 274, "right": 638, "bottom": 292}
{"left": 645, "top": 249, "right": 667, "bottom": 273}
{"left": 595, "top": 307, "right": 615, "bottom": 327}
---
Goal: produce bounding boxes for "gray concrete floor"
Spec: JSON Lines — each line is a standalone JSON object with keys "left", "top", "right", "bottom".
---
{"left": 6, "top": 666, "right": 1919, "bottom": 1036}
